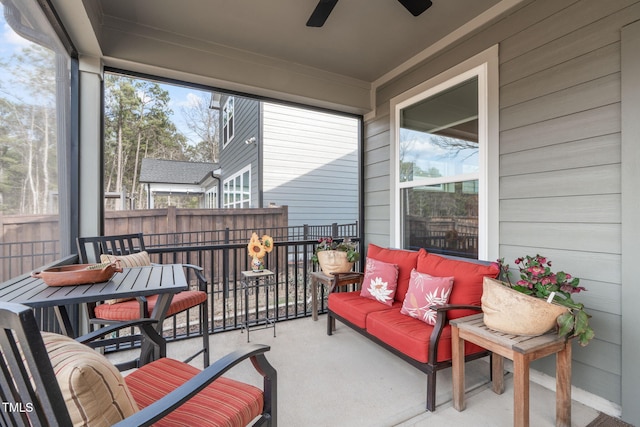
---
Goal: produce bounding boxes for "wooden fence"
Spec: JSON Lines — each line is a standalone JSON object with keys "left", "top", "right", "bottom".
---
{"left": 0, "top": 206, "right": 288, "bottom": 282}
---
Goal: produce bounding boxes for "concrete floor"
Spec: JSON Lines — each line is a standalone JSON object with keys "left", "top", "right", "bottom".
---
{"left": 110, "top": 315, "right": 604, "bottom": 426}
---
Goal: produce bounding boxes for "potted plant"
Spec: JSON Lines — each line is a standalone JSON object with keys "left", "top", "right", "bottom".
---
{"left": 487, "top": 255, "right": 594, "bottom": 346}
{"left": 312, "top": 237, "right": 360, "bottom": 275}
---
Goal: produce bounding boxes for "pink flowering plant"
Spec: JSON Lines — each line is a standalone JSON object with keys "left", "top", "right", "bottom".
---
{"left": 497, "top": 255, "right": 594, "bottom": 346}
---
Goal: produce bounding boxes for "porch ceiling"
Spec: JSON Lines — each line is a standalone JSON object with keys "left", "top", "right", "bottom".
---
{"left": 97, "top": 0, "right": 505, "bottom": 82}
{"left": 48, "top": 0, "right": 531, "bottom": 113}
{"left": 63, "top": 0, "right": 502, "bottom": 83}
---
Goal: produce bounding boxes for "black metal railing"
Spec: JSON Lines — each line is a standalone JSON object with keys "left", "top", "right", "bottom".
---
{"left": 145, "top": 234, "right": 362, "bottom": 338}
{"left": 0, "top": 239, "right": 60, "bottom": 283}
{"left": 2, "top": 222, "right": 360, "bottom": 350}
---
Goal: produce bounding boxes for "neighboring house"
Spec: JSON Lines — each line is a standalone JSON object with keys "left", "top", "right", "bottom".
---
{"left": 139, "top": 159, "right": 219, "bottom": 209}
{"left": 139, "top": 100, "right": 358, "bottom": 228}
{"left": 216, "top": 96, "right": 359, "bottom": 227}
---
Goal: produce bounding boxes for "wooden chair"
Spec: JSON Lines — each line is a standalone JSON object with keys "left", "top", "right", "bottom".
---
{"left": 0, "top": 301, "right": 276, "bottom": 427}
{"left": 76, "top": 233, "right": 210, "bottom": 368}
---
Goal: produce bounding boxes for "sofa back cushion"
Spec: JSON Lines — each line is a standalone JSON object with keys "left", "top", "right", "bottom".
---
{"left": 416, "top": 251, "right": 499, "bottom": 319}
{"left": 366, "top": 244, "right": 422, "bottom": 302}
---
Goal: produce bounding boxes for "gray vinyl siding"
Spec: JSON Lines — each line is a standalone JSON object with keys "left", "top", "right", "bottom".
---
{"left": 621, "top": 21, "right": 640, "bottom": 425}
{"left": 219, "top": 96, "right": 260, "bottom": 207}
{"left": 364, "top": 115, "right": 393, "bottom": 247}
{"left": 363, "top": 0, "right": 640, "bottom": 413}
{"left": 262, "top": 103, "right": 359, "bottom": 227}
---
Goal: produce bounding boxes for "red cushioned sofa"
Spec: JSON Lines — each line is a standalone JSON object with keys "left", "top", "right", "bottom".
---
{"left": 327, "top": 244, "right": 499, "bottom": 411}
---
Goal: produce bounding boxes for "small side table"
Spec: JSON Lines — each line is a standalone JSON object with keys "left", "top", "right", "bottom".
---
{"left": 310, "top": 271, "right": 362, "bottom": 321}
{"left": 450, "top": 313, "right": 572, "bottom": 427}
{"left": 240, "top": 270, "right": 277, "bottom": 342}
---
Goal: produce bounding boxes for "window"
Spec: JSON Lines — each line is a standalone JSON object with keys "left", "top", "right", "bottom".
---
{"left": 391, "top": 48, "right": 499, "bottom": 260}
{"left": 205, "top": 187, "right": 218, "bottom": 209}
{"left": 223, "top": 166, "right": 250, "bottom": 208}
{"left": 0, "top": 0, "right": 75, "bottom": 280}
{"left": 222, "top": 97, "right": 235, "bottom": 147}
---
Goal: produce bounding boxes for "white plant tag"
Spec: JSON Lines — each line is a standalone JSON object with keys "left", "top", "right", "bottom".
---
{"left": 547, "top": 291, "right": 555, "bottom": 303}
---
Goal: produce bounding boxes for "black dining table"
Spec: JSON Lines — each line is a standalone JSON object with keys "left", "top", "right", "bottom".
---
{"left": 0, "top": 264, "right": 188, "bottom": 363}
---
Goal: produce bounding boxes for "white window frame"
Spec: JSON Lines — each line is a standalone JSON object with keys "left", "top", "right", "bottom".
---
{"left": 223, "top": 165, "right": 251, "bottom": 208}
{"left": 389, "top": 46, "right": 499, "bottom": 260}
{"left": 205, "top": 187, "right": 218, "bottom": 209}
{"left": 222, "top": 97, "right": 235, "bottom": 147}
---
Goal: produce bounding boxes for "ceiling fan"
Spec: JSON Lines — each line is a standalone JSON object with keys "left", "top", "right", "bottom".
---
{"left": 306, "top": 0, "right": 433, "bottom": 27}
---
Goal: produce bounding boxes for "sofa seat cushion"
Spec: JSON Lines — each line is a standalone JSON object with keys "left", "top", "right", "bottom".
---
{"left": 328, "top": 291, "right": 398, "bottom": 329}
{"left": 126, "top": 357, "right": 264, "bottom": 427}
{"left": 94, "top": 290, "right": 207, "bottom": 321}
{"left": 367, "top": 244, "right": 424, "bottom": 303}
{"left": 366, "top": 309, "right": 487, "bottom": 363}
{"left": 417, "top": 252, "right": 499, "bottom": 320}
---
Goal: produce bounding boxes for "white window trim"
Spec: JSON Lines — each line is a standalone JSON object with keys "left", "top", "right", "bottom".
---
{"left": 205, "top": 187, "right": 217, "bottom": 209}
{"left": 389, "top": 45, "right": 499, "bottom": 260}
{"left": 222, "top": 97, "right": 235, "bottom": 148}
{"left": 223, "top": 164, "right": 251, "bottom": 208}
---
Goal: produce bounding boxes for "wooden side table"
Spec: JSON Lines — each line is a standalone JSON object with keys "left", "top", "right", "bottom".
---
{"left": 451, "top": 313, "right": 572, "bottom": 427}
{"left": 310, "top": 271, "right": 362, "bottom": 321}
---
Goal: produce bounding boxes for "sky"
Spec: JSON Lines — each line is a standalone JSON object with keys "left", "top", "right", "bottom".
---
{"left": 162, "top": 83, "right": 211, "bottom": 146}
{"left": 1, "top": 6, "right": 209, "bottom": 147}
{"left": 0, "top": 11, "right": 34, "bottom": 102}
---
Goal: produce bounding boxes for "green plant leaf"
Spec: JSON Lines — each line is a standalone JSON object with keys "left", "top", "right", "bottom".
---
{"left": 557, "top": 312, "right": 574, "bottom": 337}
{"left": 578, "top": 328, "right": 595, "bottom": 346}
{"left": 513, "top": 285, "right": 532, "bottom": 295}
{"left": 574, "top": 310, "right": 590, "bottom": 335}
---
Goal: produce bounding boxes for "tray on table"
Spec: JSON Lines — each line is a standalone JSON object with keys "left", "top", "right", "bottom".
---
{"left": 31, "top": 262, "right": 122, "bottom": 287}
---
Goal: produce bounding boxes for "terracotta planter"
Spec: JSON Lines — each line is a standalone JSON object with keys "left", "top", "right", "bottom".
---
{"left": 316, "top": 250, "right": 354, "bottom": 275}
{"left": 481, "top": 277, "right": 568, "bottom": 336}
{"left": 31, "top": 262, "right": 123, "bottom": 287}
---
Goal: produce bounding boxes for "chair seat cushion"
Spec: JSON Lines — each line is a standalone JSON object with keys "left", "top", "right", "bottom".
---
{"left": 125, "top": 358, "right": 264, "bottom": 427}
{"left": 366, "top": 309, "right": 486, "bottom": 363}
{"left": 94, "top": 290, "right": 207, "bottom": 321}
{"left": 328, "top": 291, "right": 398, "bottom": 329}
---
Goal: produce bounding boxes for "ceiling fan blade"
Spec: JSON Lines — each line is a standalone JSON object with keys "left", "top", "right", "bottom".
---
{"left": 306, "top": 0, "right": 339, "bottom": 27}
{"left": 397, "top": 0, "right": 433, "bottom": 17}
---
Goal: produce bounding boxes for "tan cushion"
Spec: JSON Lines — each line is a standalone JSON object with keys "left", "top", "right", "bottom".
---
{"left": 42, "top": 332, "right": 139, "bottom": 426}
{"left": 100, "top": 251, "right": 152, "bottom": 303}
{"left": 100, "top": 251, "right": 151, "bottom": 268}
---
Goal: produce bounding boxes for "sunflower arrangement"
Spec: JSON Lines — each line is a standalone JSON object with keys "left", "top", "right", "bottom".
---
{"left": 247, "top": 233, "right": 274, "bottom": 271}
